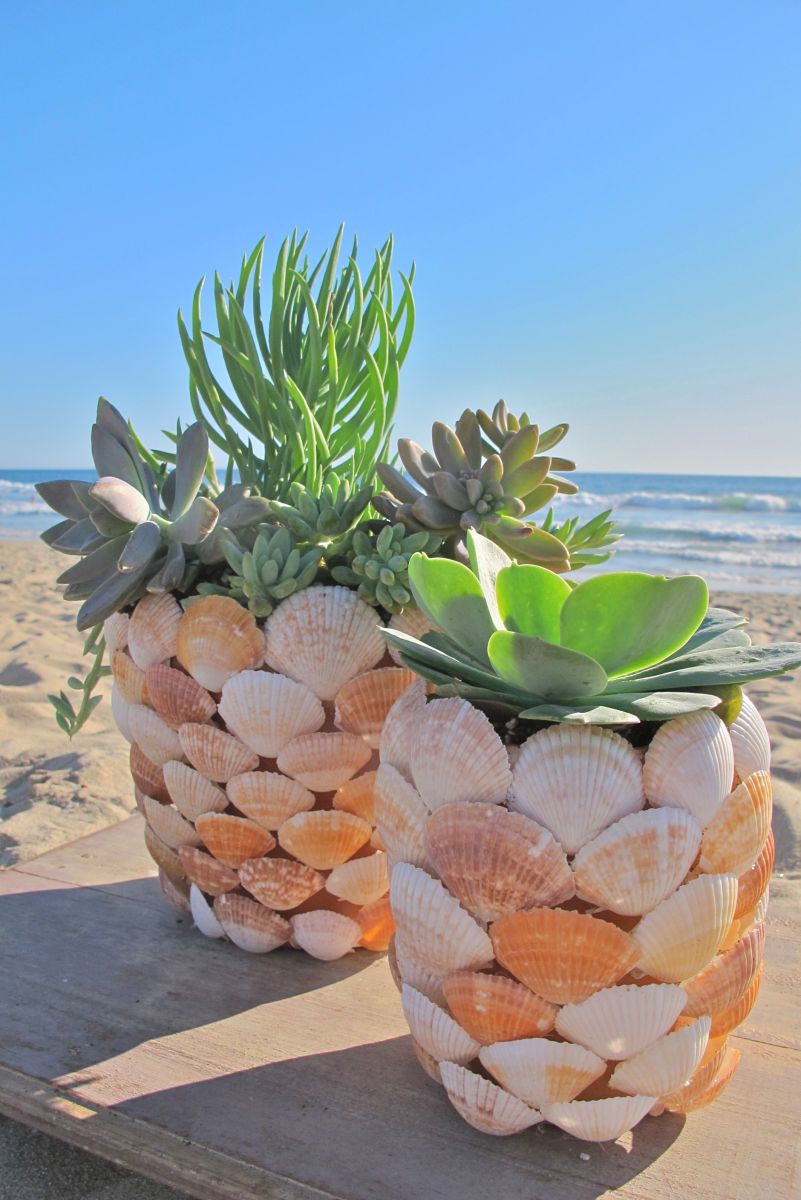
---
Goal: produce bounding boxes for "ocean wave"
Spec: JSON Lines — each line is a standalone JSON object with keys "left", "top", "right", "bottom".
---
{"left": 616, "top": 538, "right": 801, "bottom": 571}
{"left": 0, "top": 499, "right": 51, "bottom": 517}
{"left": 557, "top": 490, "right": 800, "bottom": 513}
{"left": 618, "top": 521, "right": 801, "bottom": 545}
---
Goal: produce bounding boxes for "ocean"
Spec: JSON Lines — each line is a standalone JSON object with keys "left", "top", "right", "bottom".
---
{"left": 2, "top": 468, "right": 800, "bottom": 595}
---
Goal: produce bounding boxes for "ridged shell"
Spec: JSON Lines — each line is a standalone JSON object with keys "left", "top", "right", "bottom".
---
{"left": 379, "top": 679, "right": 427, "bottom": 781}
{"left": 683, "top": 922, "right": 765, "bottom": 1016}
{"left": 573, "top": 807, "right": 702, "bottom": 916}
{"left": 142, "top": 796, "right": 201, "bottom": 850}
{"left": 176, "top": 595, "right": 264, "bottom": 691}
{"left": 708, "top": 962, "right": 763, "bottom": 1037}
{"left": 111, "top": 650, "right": 148, "bottom": 704}
{"left": 333, "top": 771, "right": 377, "bottom": 823}
{"left": 555, "top": 983, "right": 687, "bottom": 1060}
{"left": 542, "top": 1095, "right": 655, "bottom": 1142}
{"left": 127, "top": 705, "right": 184, "bottom": 766}
{"left": 128, "top": 592, "right": 182, "bottom": 670}
{"left": 189, "top": 883, "right": 225, "bottom": 938}
{"left": 729, "top": 693, "right": 771, "bottom": 779}
{"left": 658, "top": 1044, "right": 740, "bottom": 1113}
{"left": 111, "top": 685, "right": 133, "bottom": 743}
{"left": 393, "top": 935, "right": 448, "bottom": 1004}
{"left": 179, "top": 846, "right": 239, "bottom": 896}
{"left": 425, "top": 804, "right": 574, "bottom": 921}
{"left": 734, "top": 829, "right": 774, "bottom": 919}
{"left": 226, "top": 771, "right": 315, "bottom": 830}
{"left": 386, "top": 607, "right": 438, "bottom": 666}
{"left": 510, "top": 725, "right": 644, "bottom": 855}
{"left": 103, "top": 611, "right": 129, "bottom": 653}
{"left": 632, "top": 873, "right": 738, "bottom": 982}
{"left": 143, "top": 824, "right": 185, "bottom": 883}
{"left": 610, "top": 1016, "right": 711, "bottom": 1096}
{"left": 491, "top": 909, "right": 640, "bottom": 1004}
{"left": 356, "top": 895, "right": 395, "bottom": 951}
{"left": 145, "top": 663, "right": 216, "bottom": 729}
{"left": 178, "top": 723, "right": 259, "bottom": 782}
{"left": 334, "top": 667, "right": 417, "bottom": 747}
{"left": 374, "top": 764, "right": 431, "bottom": 868}
{"left": 409, "top": 698, "right": 511, "bottom": 810}
{"left": 263, "top": 585, "right": 385, "bottom": 700}
{"left": 439, "top": 1062, "right": 542, "bottom": 1136}
{"left": 159, "top": 868, "right": 190, "bottom": 912}
{"left": 411, "top": 1038, "right": 442, "bottom": 1083}
{"left": 276, "top": 731, "right": 372, "bottom": 792}
{"left": 401, "top": 984, "right": 480, "bottom": 1064}
{"left": 238, "top": 857, "right": 325, "bottom": 910}
{"left": 130, "top": 743, "right": 170, "bottom": 802}
{"left": 163, "top": 761, "right": 228, "bottom": 822}
{"left": 218, "top": 670, "right": 325, "bottom": 758}
{"left": 326, "top": 852, "right": 389, "bottom": 906}
{"left": 277, "top": 810, "right": 372, "bottom": 869}
{"left": 213, "top": 894, "right": 291, "bottom": 953}
{"left": 390, "top": 863, "right": 494, "bottom": 974}
{"left": 290, "top": 910, "right": 362, "bottom": 960}
{"left": 643, "top": 710, "right": 734, "bottom": 827}
{"left": 480, "top": 1039, "right": 606, "bottom": 1107}
{"left": 699, "top": 771, "right": 772, "bottom": 877}
{"left": 441, "top": 972, "right": 556, "bottom": 1044}
{"left": 195, "top": 812, "right": 276, "bottom": 868}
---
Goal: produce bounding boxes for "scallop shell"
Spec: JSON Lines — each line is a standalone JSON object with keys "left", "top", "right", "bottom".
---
{"left": 142, "top": 795, "right": 201, "bottom": 850}
{"left": 238, "top": 857, "right": 325, "bottom": 910}
{"left": 554, "top": 983, "right": 687, "bottom": 1060}
{"left": 213, "top": 894, "right": 291, "bottom": 953}
{"left": 708, "top": 962, "right": 763, "bottom": 1037}
{"left": 145, "top": 663, "right": 217, "bottom": 729}
{"left": 111, "top": 685, "right": 133, "bottom": 743}
{"left": 393, "top": 936, "right": 448, "bottom": 1004}
{"left": 510, "top": 725, "right": 644, "bottom": 855}
{"left": 729, "top": 693, "right": 771, "bottom": 779}
{"left": 276, "top": 731, "right": 372, "bottom": 792}
{"left": 179, "top": 846, "right": 239, "bottom": 896}
{"left": 373, "top": 764, "right": 431, "bottom": 868}
{"left": 162, "top": 761, "right": 228, "bottom": 822}
{"left": 490, "top": 908, "right": 640, "bottom": 1004}
{"left": 411, "top": 1038, "right": 442, "bottom": 1083}
{"left": 573, "top": 807, "right": 702, "bottom": 916}
{"left": 734, "top": 828, "right": 774, "bottom": 919}
{"left": 643, "top": 710, "right": 734, "bottom": 827}
{"left": 111, "top": 650, "right": 148, "bottom": 704}
{"left": 658, "top": 1043, "right": 740, "bottom": 1113}
{"left": 409, "top": 698, "right": 511, "bottom": 810}
{"left": 378, "top": 678, "right": 427, "bottom": 781}
{"left": 439, "top": 1061, "right": 542, "bottom": 1136}
{"left": 479, "top": 1039, "right": 606, "bottom": 1107}
{"left": 334, "top": 667, "right": 417, "bottom": 747}
{"left": 401, "top": 984, "right": 480, "bottom": 1064}
{"left": 610, "top": 1016, "right": 711, "bottom": 1096}
{"left": 441, "top": 972, "right": 557, "bottom": 1044}
{"left": 699, "top": 771, "right": 772, "bottom": 877}
{"left": 130, "top": 743, "right": 170, "bottom": 802}
{"left": 356, "top": 895, "right": 395, "bottom": 951}
{"left": 263, "top": 585, "right": 385, "bottom": 700}
{"left": 178, "top": 723, "right": 259, "bottom": 782}
{"left": 386, "top": 607, "right": 438, "bottom": 666}
{"left": 390, "top": 863, "right": 493, "bottom": 974}
{"left": 159, "top": 869, "right": 190, "bottom": 912}
{"left": 542, "top": 1095, "right": 655, "bottom": 1142}
{"left": 103, "top": 611, "right": 129, "bottom": 653}
{"left": 218, "top": 670, "right": 325, "bottom": 758}
{"left": 326, "top": 852, "right": 389, "bottom": 906}
{"left": 290, "top": 910, "right": 362, "bottom": 960}
{"left": 277, "top": 810, "right": 372, "bottom": 869}
{"left": 127, "top": 705, "right": 184, "bottom": 766}
{"left": 632, "top": 873, "right": 738, "bottom": 982}
{"left": 226, "top": 771, "right": 315, "bottom": 830}
{"left": 143, "top": 824, "right": 185, "bottom": 884}
{"left": 128, "top": 592, "right": 182, "bottom": 670}
{"left": 425, "top": 803, "right": 574, "bottom": 921}
{"left": 189, "top": 883, "right": 225, "bottom": 938}
{"left": 333, "top": 771, "right": 377, "bottom": 823}
{"left": 176, "top": 595, "right": 264, "bottom": 691}
{"left": 683, "top": 922, "right": 765, "bottom": 1016}
{"left": 195, "top": 812, "right": 276, "bottom": 868}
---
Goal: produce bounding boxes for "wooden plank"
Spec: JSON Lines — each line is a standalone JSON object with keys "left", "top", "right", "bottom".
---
{"left": 1, "top": 817, "right": 799, "bottom": 1200}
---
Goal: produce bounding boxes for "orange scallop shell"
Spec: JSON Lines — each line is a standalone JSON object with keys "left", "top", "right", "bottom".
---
{"left": 356, "top": 894, "right": 395, "bottom": 951}
{"left": 333, "top": 771, "right": 377, "bottom": 823}
{"left": 238, "top": 857, "right": 325, "bottom": 910}
{"left": 734, "top": 828, "right": 774, "bottom": 919}
{"left": 708, "top": 961, "right": 764, "bottom": 1037}
{"left": 276, "top": 731, "right": 372, "bottom": 792}
{"left": 178, "top": 845, "right": 240, "bottom": 896}
{"left": 111, "top": 650, "right": 149, "bottom": 704}
{"left": 659, "top": 1044, "right": 741, "bottom": 1113}
{"left": 178, "top": 723, "right": 260, "bottom": 782}
{"left": 129, "top": 743, "right": 170, "bottom": 803}
{"left": 683, "top": 923, "right": 765, "bottom": 1017}
{"left": 334, "top": 667, "right": 417, "bottom": 747}
{"left": 143, "top": 823, "right": 186, "bottom": 884}
{"left": 441, "top": 971, "right": 557, "bottom": 1044}
{"left": 226, "top": 771, "right": 315, "bottom": 830}
{"left": 277, "top": 810, "right": 372, "bottom": 870}
{"left": 195, "top": 812, "right": 276, "bottom": 868}
{"left": 128, "top": 592, "right": 182, "bottom": 670}
{"left": 145, "top": 663, "right": 217, "bottom": 729}
{"left": 699, "top": 771, "right": 772, "bottom": 878}
{"left": 176, "top": 595, "right": 264, "bottom": 691}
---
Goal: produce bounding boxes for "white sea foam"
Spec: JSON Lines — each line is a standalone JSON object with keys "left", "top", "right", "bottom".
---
{"left": 557, "top": 490, "right": 799, "bottom": 512}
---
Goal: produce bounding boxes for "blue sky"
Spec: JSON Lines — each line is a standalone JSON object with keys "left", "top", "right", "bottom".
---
{"left": 1, "top": 2, "right": 799, "bottom": 474}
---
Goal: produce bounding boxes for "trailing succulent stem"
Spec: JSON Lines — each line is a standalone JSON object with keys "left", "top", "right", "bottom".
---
{"left": 47, "top": 625, "right": 111, "bottom": 737}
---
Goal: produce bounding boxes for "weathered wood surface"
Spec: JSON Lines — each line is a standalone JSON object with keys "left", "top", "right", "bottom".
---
{"left": 0, "top": 815, "right": 799, "bottom": 1200}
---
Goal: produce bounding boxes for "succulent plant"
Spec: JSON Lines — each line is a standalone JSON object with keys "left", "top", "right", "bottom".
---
{"left": 383, "top": 531, "right": 801, "bottom": 726}
{"left": 267, "top": 474, "right": 373, "bottom": 542}
{"left": 198, "top": 525, "right": 324, "bottom": 617}
{"left": 330, "top": 521, "right": 441, "bottom": 613}
{"left": 374, "top": 403, "right": 618, "bottom": 570}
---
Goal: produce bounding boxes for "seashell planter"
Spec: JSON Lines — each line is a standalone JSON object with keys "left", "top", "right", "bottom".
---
{"left": 110, "top": 585, "right": 421, "bottom": 961}
{"left": 379, "top": 689, "right": 772, "bottom": 1141}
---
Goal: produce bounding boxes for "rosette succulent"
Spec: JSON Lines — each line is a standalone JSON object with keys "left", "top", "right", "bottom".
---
{"left": 267, "top": 475, "right": 373, "bottom": 542}
{"left": 199, "top": 525, "right": 324, "bottom": 617}
{"left": 330, "top": 520, "right": 441, "bottom": 613}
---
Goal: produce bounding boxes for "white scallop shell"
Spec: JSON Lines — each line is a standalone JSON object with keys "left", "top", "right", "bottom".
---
{"left": 290, "top": 911, "right": 362, "bottom": 960}
{"left": 127, "top": 704, "right": 184, "bottom": 766}
{"left": 542, "top": 1095, "right": 656, "bottom": 1142}
{"left": 189, "top": 884, "right": 225, "bottom": 939}
{"left": 393, "top": 936, "right": 448, "bottom": 1005}
{"left": 643, "top": 710, "right": 734, "bottom": 827}
{"left": 632, "top": 873, "right": 738, "bottom": 982}
{"left": 439, "top": 1062, "right": 542, "bottom": 1136}
{"left": 409, "top": 698, "right": 511, "bottom": 811}
{"left": 226, "top": 771, "right": 315, "bottom": 830}
{"left": 389, "top": 863, "right": 493, "bottom": 974}
{"left": 142, "top": 795, "right": 201, "bottom": 850}
{"left": 162, "top": 761, "right": 228, "bottom": 821}
{"left": 729, "top": 693, "right": 771, "bottom": 779}
{"left": 127, "top": 593, "right": 182, "bottom": 670}
{"left": 111, "top": 685, "right": 133, "bottom": 743}
{"left": 479, "top": 1039, "right": 606, "bottom": 1108}
{"left": 374, "top": 763, "right": 431, "bottom": 868}
{"left": 263, "top": 585, "right": 385, "bottom": 700}
{"left": 218, "top": 670, "right": 325, "bottom": 758}
{"left": 610, "top": 1015, "right": 711, "bottom": 1096}
{"left": 378, "top": 678, "right": 427, "bottom": 781}
{"left": 325, "top": 852, "right": 389, "bottom": 906}
{"left": 510, "top": 725, "right": 644, "bottom": 855}
{"left": 401, "top": 984, "right": 480, "bottom": 1065}
{"left": 386, "top": 607, "right": 438, "bottom": 666}
{"left": 554, "top": 983, "right": 688, "bottom": 1060}
{"left": 104, "top": 611, "right": 130, "bottom": 653}
{"left": 213, "top": 894, "right": 291, "bottom": 953}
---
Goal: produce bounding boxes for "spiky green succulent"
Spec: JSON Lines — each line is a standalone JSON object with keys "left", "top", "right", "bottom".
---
{"left": 198, "top": 525, "right": 323, "bottom": 618}
{"left": 374, "top": 402, "right": 618, "bottom": 571}
{"left": 383, "top": 530, "right": 801, "bottom": 726}
{"left": 331, "top": 521, "right": 441, "bottom": 613}
{"left": 267, "top": 474, "right": 373, "bottom": 542}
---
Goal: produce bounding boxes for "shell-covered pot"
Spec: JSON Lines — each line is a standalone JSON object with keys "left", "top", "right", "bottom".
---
{"left": 378, "top": 685, "right": 772, "bottom": 1141}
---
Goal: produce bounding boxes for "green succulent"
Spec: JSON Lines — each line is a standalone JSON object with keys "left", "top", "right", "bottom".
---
{"left": 198, "top": 525, "right": 323, "bottom": 618}
{"left": 383, "top": 530, "right": 801, "bottom": 726}
{"left": 374, "top": 402, "right": 618, "bottom": 571}
{"left": 331, "top": 521, "right": 441, "bottom": 613}
{"left": 267, "top": 474, "right": 373, "bottom": 542}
